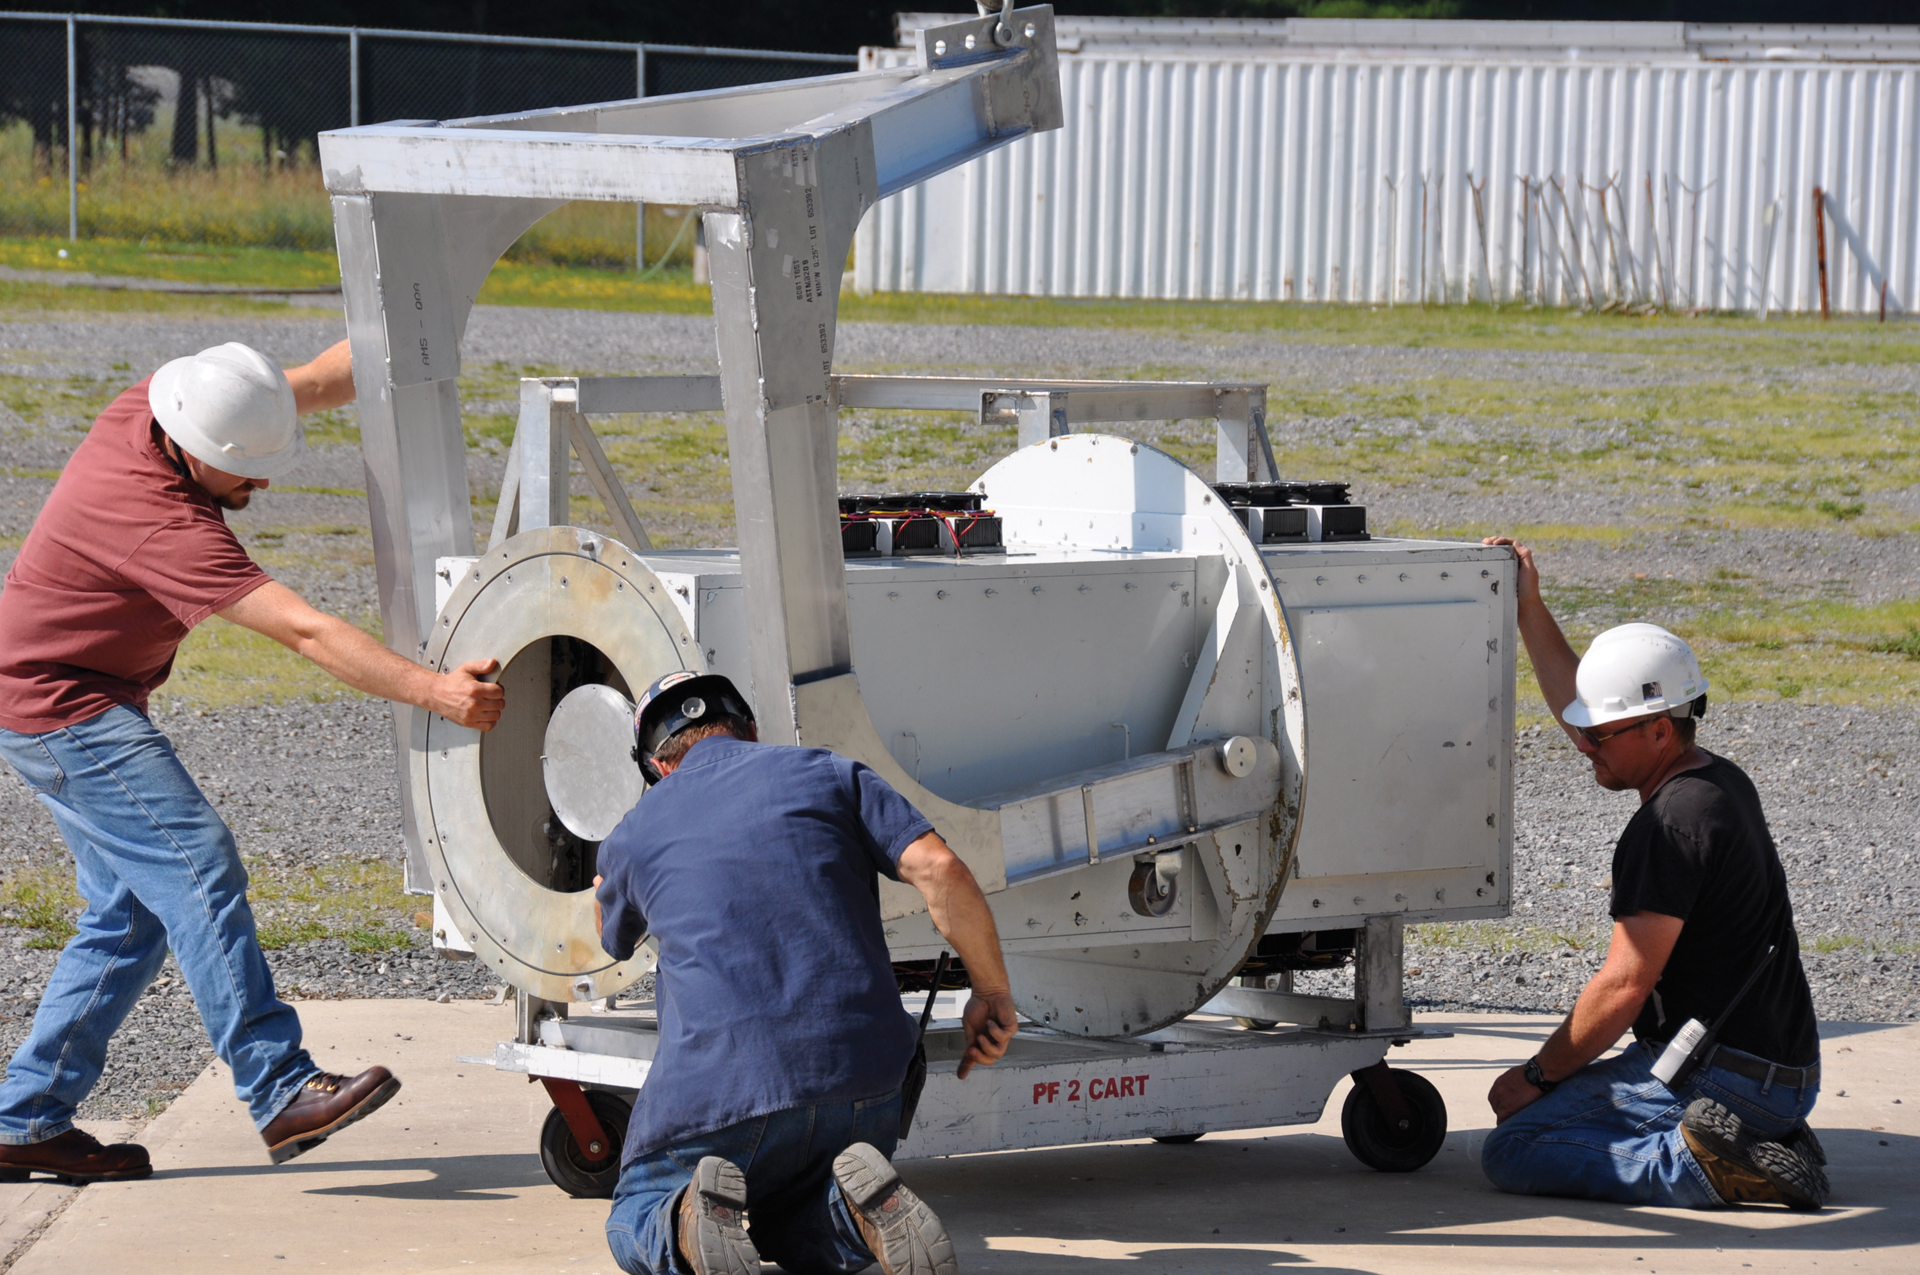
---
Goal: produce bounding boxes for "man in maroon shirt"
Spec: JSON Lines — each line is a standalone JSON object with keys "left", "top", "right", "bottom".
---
{"left": 0, "top": 340, "right": 503, "bottom": 1183}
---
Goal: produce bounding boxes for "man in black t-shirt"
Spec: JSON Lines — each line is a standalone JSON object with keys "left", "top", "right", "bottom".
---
{"left": 1477, "top": 537, "right": 1827, "bottom": 1211}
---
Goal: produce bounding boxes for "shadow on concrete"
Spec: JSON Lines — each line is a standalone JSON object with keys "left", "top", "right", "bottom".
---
{"left": 1819, "top": 1021, "right": 1912, "bottom": 1041}
{"left": 151, "top": 1150, "right": 551, "bottom": 1200}
{"left": 909, "top": 1129, "right": 1913, "bottom": 1266}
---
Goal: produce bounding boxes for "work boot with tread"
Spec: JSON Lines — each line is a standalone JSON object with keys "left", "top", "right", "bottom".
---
{"left": 1783, "top": 1119, "right": 1827, "bottom": 1167}
{"left": 675, "top": 1155, "right": 758, "bottom": 1275}
{"left": 0, "top": 1127, "right": 151, "bottom": 1184}
{"left": 262, "top": 1066, "right": 401, "bottom": 1165}
{"left": 833, "top": 1141, "right": 957, "bottom": 1275}
{"left": 1681, "top": 1097, "right": 1828, "bottom": 1210}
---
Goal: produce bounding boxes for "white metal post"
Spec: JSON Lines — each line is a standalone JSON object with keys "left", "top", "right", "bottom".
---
{"left": 1758, "top": 198, "right": 1780, "bottom": 321}
{"left": 1214, "top": 387, "right": 1276, "bottom": 484}
{"left": 517, "top": 380, "right": 570, "bottom": 532}
{"left": 349, "top": 29, "right": 360, "bottom": 127}
{"left": 1012, "top": 391, "right": 1067, "bottom": 449}
{"left": 66, "top": 15, "right": 77, "bottom": 242}
{"left": 635, "top": 46, "right": 646, "bottom": 272}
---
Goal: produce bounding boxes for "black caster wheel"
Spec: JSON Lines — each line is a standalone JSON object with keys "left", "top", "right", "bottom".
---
{"left": 1233, "top": 1017, "right": 1280, "bottom": 1031}
{"left": 1340, "top": 1067, "right": 1447, "bottom": 1172}
{"left": 1152, "top": 1133, "right": 1204, "bottom": 1144}
{"left": 539, "top": 1090, "right": 633, "bottom": 1198}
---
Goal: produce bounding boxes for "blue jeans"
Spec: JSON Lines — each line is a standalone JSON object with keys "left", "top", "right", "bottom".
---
{"left": 1482, "top": 1039, "right": 1820, "bottom": 1208}
{"left": 0, "top": 705, "right": 317, "bottom": 1142}
{"left": 605, "top": 1088, "right": 902, "bottom": 1275}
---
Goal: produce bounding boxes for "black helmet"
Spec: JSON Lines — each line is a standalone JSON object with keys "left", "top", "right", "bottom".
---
{"left": 631, "top": 671, "right": 755, "bottom": 781}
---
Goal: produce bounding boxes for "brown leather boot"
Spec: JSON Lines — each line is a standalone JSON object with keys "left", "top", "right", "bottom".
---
{"left": 0, "top": 1128, "right": 151, "bottom": 1184}
{"left": 832, "top": 1142, "right": 957, "bottom": 1275}
{"left": 1680, "top": 1098, "right": 1828, "bottom": 1210}
{"left": 674, "top": 1155, "right": 758, "bottom": 1275}
{"left": 261, "top": 1067, "right": 401, "bottom": 1165}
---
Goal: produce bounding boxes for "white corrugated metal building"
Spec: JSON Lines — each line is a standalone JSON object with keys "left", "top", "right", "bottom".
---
{"left": 854, "top": 18, "right": 1920, "bottom": 314}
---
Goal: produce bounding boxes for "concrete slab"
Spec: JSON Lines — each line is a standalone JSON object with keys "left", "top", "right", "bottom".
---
{"left": 9, "top": 1004, "right": 1916, "bottom": 1275}
{"left": 0, "top": 1120, "right": 130, "bottom": 1264}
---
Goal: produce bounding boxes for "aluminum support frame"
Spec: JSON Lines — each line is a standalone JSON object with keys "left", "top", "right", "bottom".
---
{"left": 1355, "top": 914, "right": 1411, "bottom": 1032}
{"left": 490, "top": 380, "right": 653, "bottom": 553}
{"left": 321, "top": 9, "right": 1064, "bottom": 890}
{"left": 1214, "top": 386, "right": 1278, "bottom": 484}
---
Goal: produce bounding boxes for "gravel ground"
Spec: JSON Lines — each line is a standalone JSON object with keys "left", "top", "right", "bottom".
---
{"left": 0, "top": 303, "right": 1913, "bottom": 1123}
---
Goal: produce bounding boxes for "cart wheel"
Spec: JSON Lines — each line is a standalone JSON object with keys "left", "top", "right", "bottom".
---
{"left": 1340, "top": 1068, "right": 1447, "bottom": 1173}
{"left": 1233, "top": 1016, "right": 1280, "bottom": 1031}
{"left": 539, "top": 1090, "right": 632, "bottom": 1198}
{"left": 1152, "top": 1133, "right": 1204, "bottom": 1144}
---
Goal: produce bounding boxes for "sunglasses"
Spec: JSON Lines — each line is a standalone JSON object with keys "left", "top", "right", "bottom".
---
{"left": 1576, "top": 717, "right": 1656, "bottom": 749}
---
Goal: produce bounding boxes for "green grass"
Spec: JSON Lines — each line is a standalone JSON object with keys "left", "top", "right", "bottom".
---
{"left": 1870, "top": 626, "right": 1920, "bottom": 660}
{"left": 1410, "top": 920, "right": 1607, "bottom": 955}
{"left": 154, "top": 611, "right": 379, "bottom": 711}
{"left": 0, "top": 857, "right": 423, "bottom": 957}
{"left": 249, "top": 858, "right": 419, "bottom": 956}
{"left": 0, "top": 236, "right": 340, "bottom": 288}
{"left": 0, "top": 368, "right": 133, "bottom": 430}
{"left": 0, "top": 865, "right": 85, "bottom": 949}
{"left": 2, "top": 116, "right": 696, "bottom": 269}
{"left": 1510, "top": 580, "right": 1920, "bottom": 710}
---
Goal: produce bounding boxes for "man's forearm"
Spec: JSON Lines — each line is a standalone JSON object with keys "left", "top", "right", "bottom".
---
{"left": 924, "top": 861, "right": 1011, "bottom": 994}
{"left": 297, "top": 613, "right": 437, "bottom": 707}
{"left": 1518, "top": 596, "right": 1580, "bottom": 727}
{"left": 221, "top": 580, "right": 502, "bottom": 729}
{"left": 289, "top": 339, "right": 355, "bottom": 415}
{"left": 1536, "top": 968, "right": 1648, "bottom": 1080}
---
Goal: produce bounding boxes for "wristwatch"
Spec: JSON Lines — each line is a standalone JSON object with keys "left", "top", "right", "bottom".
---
{"left": 1523, "top": 1055, "right": 1558, "bottom": 1093}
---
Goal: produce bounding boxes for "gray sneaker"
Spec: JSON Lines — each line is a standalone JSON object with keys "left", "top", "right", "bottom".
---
{"left": 832, "top": 1142, "right": 958, "bottom": 1275}
{"left": 676, "top": 1155, "right": 759, "bottom": 1275}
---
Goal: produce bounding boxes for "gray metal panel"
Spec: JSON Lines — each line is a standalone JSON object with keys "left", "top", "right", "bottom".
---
{"left": 1262, "top": 544, "right": 1515, "bottom": 928}
{"left": 1288, "top": 599, "right": 1499, "bottom": 876}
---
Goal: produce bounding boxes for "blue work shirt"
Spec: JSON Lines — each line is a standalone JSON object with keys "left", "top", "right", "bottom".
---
{"left": 595, "top": 736, "right": 932, "bottom": 1163}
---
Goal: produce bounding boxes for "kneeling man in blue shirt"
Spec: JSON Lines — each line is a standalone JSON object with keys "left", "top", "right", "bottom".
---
{"left": 596, "top": 672, "right": 1017, "bottom": 1275}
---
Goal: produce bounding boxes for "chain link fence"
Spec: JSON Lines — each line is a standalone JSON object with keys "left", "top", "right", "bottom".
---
{"left": 0, "top": 13, "right": 851, "bottom": 262}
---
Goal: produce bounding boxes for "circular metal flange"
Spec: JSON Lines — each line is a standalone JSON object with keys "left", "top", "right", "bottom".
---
{"left": 416, "top": 525, "right": 696, "bottom": 1004}
{"left": 973, "top": 436, "right": 1307, "bottom": 1037}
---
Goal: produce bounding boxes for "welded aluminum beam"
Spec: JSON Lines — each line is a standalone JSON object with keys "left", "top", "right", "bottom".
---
{"left": 321, "top": 18, "right": 1059, "bottom": 204}
{"left": 564, "top": 373, "right": 1266, "bottom": 423}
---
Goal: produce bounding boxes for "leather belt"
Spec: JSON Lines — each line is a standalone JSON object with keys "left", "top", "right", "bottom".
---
{"left": 1700, "top": 1046, "right": 1820, "bottom": 1090}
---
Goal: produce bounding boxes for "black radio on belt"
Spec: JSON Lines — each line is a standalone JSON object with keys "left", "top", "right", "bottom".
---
{"left": 1651, "top": 944, "right": 1777, "bottom": 1087}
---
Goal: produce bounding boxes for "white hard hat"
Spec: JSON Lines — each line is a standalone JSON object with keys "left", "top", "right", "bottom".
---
{"left": 149, "top": 343, "right": 304, "bottom": 481}
{"left": 1564, "top": 623, "right": 1709, "bottom": 728}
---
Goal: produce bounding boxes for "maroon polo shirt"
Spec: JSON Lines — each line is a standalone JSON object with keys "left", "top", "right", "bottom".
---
{"left": 0, "top": 378, "right": 271, "bottom": 733}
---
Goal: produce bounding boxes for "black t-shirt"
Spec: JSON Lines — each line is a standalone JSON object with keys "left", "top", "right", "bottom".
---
{"left": 1610, "top": 752, "right": 1819, "bottom": 1067}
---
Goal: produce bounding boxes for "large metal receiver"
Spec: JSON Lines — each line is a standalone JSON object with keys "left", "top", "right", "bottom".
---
{"left": 322, "top": 9, "right": 1514, "bottom": 1042}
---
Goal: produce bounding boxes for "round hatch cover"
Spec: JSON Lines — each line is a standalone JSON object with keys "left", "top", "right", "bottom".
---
{"left": 545, "top": 683, "right": 645, "bottom": 841}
